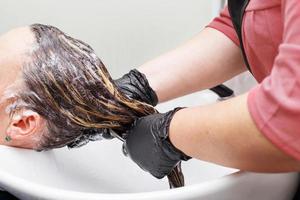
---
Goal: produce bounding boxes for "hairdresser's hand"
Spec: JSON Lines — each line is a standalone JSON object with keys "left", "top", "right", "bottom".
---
{"left": 122, "top": 108, "right": 191, "bottom": 179}
{"left": 115, "top": 69, "right": 158, "bottom": 106}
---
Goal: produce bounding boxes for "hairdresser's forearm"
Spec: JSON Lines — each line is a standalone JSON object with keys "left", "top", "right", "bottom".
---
{"left": 169, "top": 93, "right": 300, "bottom": 172}
{"left": 138, "top": 28, "right": 246, "bottom": 103}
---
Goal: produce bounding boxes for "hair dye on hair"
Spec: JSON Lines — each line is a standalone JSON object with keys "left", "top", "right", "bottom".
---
{"left": 10, "top": 24, "right": 185, "bottom": 188}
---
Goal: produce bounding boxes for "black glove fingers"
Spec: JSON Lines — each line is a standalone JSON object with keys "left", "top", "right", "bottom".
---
{"left": 115, "top": 69, "right": 158, "bottom": 106}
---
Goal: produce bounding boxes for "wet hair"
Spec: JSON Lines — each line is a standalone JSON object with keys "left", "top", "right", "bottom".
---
{"left": 10, "top": 24, "right": 184, "bottom": 188}
{"left": 12, "top": 24, "right": 155, "bottom": 150}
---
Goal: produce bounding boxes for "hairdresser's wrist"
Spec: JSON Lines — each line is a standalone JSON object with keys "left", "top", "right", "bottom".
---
{"left": 115, "top": 69, "right": 158, "bottom": 106}
{"left": 123, "top": 107, "right": 190, "bottom": 179}
{"left": 166, "top": 108, "right": 191, "bottom": 161}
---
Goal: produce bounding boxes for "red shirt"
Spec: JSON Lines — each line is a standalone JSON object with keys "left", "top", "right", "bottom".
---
{"left": 208, "top": 0, "right": 300, "bottom": 160}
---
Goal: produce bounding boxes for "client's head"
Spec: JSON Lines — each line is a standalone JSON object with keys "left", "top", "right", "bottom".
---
{"left": 0, "top": 24, "right": 155, "bottom": 151}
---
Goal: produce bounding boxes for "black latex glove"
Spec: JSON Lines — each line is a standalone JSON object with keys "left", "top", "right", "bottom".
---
{"left": 115, "top": 69, "right": 158, "bottom": 106}
{"left": 123, "top": 108, "right": 191, "bottom": 179}
{"left": 101, "top": 69, "right": 158, "bottom": 140}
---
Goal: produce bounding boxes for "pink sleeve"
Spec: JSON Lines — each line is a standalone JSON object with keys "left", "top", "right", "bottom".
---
{"left": 207, "top": 6, "right": 240, "bottom": 46}
{"left": 248, "top": 0, "right": 300, "bottom": 160}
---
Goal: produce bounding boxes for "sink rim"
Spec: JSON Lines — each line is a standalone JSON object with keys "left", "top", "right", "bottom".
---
{"left": 0, "top": 169, "right": 242, "bottom": 200}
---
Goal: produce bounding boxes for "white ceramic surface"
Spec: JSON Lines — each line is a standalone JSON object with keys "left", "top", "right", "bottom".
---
{"left": 0, "top": 140, "right": 298, "bottom": 200}
{"left": 0, "top": 90, "right": 298, "bottom": 200}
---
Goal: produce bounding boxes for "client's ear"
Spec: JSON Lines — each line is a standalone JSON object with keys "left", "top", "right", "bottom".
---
{"left": 6, "top": 109, "right": 45, "bottom": 148}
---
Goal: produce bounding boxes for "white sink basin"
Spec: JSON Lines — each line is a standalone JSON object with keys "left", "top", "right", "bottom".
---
{"left": 0, "top": 90, "right": 297, "bottom": 200}
{"left": 0, "top": 140, "right": 298, "bottom": 200}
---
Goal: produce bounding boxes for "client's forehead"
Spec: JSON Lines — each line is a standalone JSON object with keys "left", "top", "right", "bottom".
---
{"left": 0, "top": 26, "right": 35, "bottom": 59}
{"left": 0, "top": 27, "right": 35, "bottom": 99}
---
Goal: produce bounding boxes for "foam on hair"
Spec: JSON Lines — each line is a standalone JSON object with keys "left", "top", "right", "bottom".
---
{"left": 7, "top": 24, "right": 184, "bottom": 188}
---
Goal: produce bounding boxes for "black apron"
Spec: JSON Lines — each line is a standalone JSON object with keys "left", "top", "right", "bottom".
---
{"left": 228, "top": 0, "right": 252, "bottom": 74}
{"left": 208, "top": 1, "right": 252, "bottom": 98}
